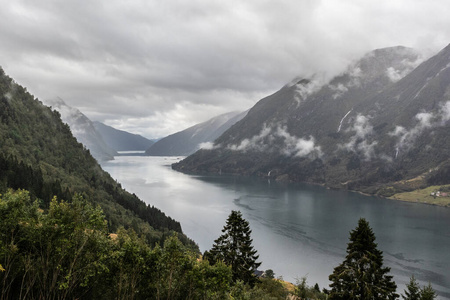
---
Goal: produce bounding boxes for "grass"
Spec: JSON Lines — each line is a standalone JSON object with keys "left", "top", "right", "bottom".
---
{"left": 390, "top": 185, "right": 450, "bottom": 207}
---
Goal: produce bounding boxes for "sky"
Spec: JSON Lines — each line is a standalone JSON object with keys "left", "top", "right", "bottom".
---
{"left": 1, "top": 0, "right": 450, "bottom": 139}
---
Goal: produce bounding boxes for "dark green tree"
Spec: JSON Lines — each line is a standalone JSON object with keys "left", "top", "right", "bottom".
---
{"left": 420, "top": 283, "right": 437, "bottom": 300}
{"left": 264, "top": 269, "right": 275, "bottom": 279}
{"left": 402, "top": 276, "right": 421, "bottom": 300}
{"left": 293, "top": 277, "right": 327, "bottom": 300}
{"left": 208, "top": 210, "right": 261, "bottom": 286}
{"left": 328, "top": 218, "right": 398, "bottom": 300}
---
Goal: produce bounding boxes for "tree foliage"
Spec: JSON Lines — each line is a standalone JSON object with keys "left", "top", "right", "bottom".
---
{"left": 0, "top": 189, "right": 300, "bottom": 300}
{"left": 328, "top": 218, "right": 398, "bottom": 300}
{"left": 293, "top": 277, "right": 328, "bottom": 300}
{"left": 207, "top": 210, "right": 261, "bottom": 286}
{"left": 402, "top": 277, "right": 437, "bottom": 300}
{"left": 420, "top": 283, "right": 437, "bottom": 300}
{"left": 0, "top": 190, "right": 230, "bottom": 299}
{"left": 0, "top": 190, "right": 110, "bottom": 299}
{"left": 402, "top": 276, "right": 421, "bottom": 300}
{"left": 1, "top": 190, "right": 439, "bottom": 299}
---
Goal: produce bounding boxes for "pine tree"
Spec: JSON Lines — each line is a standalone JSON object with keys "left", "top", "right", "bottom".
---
{"left": 208, "top": 210, "right": 261, "bottom": 285}
{"left": 403, "top": 276, "right": 421, "bottom": 300}
{"left": 328, "top": 218, "right": 398, "bottom": 300}
{"left": 420, "top": 283, "right": 437, "bottom": 300}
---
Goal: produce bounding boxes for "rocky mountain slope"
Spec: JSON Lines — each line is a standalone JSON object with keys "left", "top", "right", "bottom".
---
{"left": 93, "top": 121, "right": 154, "bottom": 151}
{"left": 44, "top": 97, "right": 117, "bottom": 161}
{"left": 146, "top": 110, "right": 247, "bottom": 156}
{"left": 174, "top": 45, "right": 450, "bottom": 196}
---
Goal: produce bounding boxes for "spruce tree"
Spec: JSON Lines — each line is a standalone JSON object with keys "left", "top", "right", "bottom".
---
{"left": 402, "top": 276, "right": 421, "bottom": 300}
{"left": 208, "top": 210, "right": 261, "bottom": 285}
{"left": 328, "top": 218, "right": 398, "bottom": 300}
{"left": 420, "top": 283, "right": 437, "bottom": 300}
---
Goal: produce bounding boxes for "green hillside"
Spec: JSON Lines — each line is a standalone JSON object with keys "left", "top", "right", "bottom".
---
{"left": 0, "top": 67, "right": 194, "bottom": 247}
{"left": 0, "top": 67, "right": 308, "bottom": 299}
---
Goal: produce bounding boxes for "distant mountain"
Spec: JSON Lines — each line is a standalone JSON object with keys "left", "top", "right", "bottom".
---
{"left": 173, "top": 45, "right": 450, "bottom": 195}
{"left": 146, "top": 110, "right": 247, "bottom": 156}
{"left": 44, "top": 98, "right": 117, "bottom": 161}
{"left": 93, "top": 121, "right": 155, "bottom": 151}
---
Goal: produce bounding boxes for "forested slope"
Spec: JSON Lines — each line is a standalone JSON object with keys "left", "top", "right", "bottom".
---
{"left": 0, "top": 67, "right": 194, "bottom": 247}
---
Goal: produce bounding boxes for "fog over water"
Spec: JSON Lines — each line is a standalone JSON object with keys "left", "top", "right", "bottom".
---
{"left": 102, "top": 156, "right": 450, "bottom": 299}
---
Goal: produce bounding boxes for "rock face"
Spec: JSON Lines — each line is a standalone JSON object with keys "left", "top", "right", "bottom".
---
{"left": 174, "top": 44, "right": 450, "bottom": 195}
{"left": 145, "top": 110, "right": 247, "bottom": 156}
{"left": 93, "top": 121, "right": 154, "bottom": 152}
{"left": 44, "top": 97, "right": 116, "bottom": 161}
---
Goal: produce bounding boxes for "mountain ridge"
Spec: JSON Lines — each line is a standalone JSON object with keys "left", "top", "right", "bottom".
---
{"left": 93, "top": 121, "right": 155, "bottom": 151}
{"left": 0, "top": 67, "right": 196, "bottom": 247}
{"left": 44, "top": 97, "right": 117, "bottom": 161}
{"left": 146, "top": 110, "right": 247, "bottom": 156}
{"left": 173, "top": 44, "right": 450, "bottom": 198}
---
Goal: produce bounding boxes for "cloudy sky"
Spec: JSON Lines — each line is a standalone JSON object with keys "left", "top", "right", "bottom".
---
{"left": 1, "top": 0, "right": 449, "bottom": 138}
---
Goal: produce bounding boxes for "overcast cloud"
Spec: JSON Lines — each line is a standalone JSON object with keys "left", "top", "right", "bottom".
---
{"left": 1, "top": 0, "right": 449, "bottom": 138}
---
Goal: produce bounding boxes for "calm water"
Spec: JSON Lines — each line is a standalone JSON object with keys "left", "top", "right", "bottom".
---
{"left": 102, "top": 156, "right": 450, "bottom": 299}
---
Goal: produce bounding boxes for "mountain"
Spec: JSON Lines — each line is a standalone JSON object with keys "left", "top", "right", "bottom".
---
{"left": 0, "top": 67, "right": 195, "bottom": 247}
{"left": 93, "top": 121, "right": 155, "bottom": 151}
{"left": 44, "top": 97, "right": 117, "bottom": 161}
{"left": 173, "top": 45, "right": 450, "bottom": 195}
{"left": 146, "top": 110, "right": 247, "bottom": 156}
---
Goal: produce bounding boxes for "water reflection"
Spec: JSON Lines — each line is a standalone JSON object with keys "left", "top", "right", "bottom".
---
{"left": 103, "top": 156, "right": 450, "bottom": 299}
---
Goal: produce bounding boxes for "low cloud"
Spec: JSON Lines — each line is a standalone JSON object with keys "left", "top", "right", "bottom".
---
{"left": 348, "top": 66, "right": 363, "bottom": 88}
{"left": 3, "top": 92, "right": 12, "bottom": 102}
{"left": 228, "top": 124, "right": 322, "bottom": 158}
{"left": 198, "top": 142, "right": 217, "bottom": 150}
{"left": 275, "top": 126, "right": 323, "bottom": 157}
{"left": 386, "top": 67, "right": 406, "bottom": 82}
{"left": 340, "top": 114, "right": 378, "bottom": 160}
{"left": 440, "top": 100, "right": 450, "bottom": 123}
{"left": 390, "top": 100, "right": 450, "bottom": 157}
{"left": 228, "top": 125, "right": 272, "bottom": 152}
{"left": 330, "top": 83, "right": 349, "bottom": 100}
{"left": 386, "top": 56, "right": 424, "bottom": 82}
{"left": 286, "top": 76, "right": 326, "bottom": 106}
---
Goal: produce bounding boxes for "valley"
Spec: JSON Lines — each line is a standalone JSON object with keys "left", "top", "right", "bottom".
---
{"left": 2, "top": 1, "right": 450, "bottom": 298}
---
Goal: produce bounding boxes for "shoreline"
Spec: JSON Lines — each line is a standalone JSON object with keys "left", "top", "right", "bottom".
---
{"left": 171, "top": 163, "right": 450, "bottom": 208}
{"left": 170, "top": 159, "right": 450, "bottom": 208}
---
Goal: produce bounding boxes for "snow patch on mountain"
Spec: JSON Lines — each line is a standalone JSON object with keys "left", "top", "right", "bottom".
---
{"left": 436, "top": 62, "right": 450, "bottom": 77}
{"left": 337, "top": 109, "right": 353, "bottom": 132}
{"left": 414, "top": 63, "right": 450, "bottom": 99}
